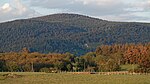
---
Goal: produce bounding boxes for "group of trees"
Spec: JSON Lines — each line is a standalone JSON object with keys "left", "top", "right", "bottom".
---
{"left": 95, "top": 43, "right": 150, "bottom": 72}
{"left": 0, "top": 43, "right": 150, "bottom": 73}
{"left": 0, "top": 48, "right": 85, "bottom": 72}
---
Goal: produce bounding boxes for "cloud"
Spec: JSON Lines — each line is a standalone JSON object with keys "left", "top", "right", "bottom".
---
{"left": 24, "top": 0, "right": 150, "bottom": 22}
{"left": 2, "top": 3, "right": 11, "bottom": 10}
{"left": 27, "top": 0, "right": 126, "bottom": 15}
{"left": 126, "top": 0, "right": 150, "bottom": 12}
{"left": 0, "top": 0, "right": 39, "bottom": 23}
{"left": 0, "top": 0, "right": 150, "bottom": 22}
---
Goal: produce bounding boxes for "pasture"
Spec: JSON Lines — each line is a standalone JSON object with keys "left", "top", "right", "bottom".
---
{"left": 0, "top": 72, "right": 150, "bottom": 84}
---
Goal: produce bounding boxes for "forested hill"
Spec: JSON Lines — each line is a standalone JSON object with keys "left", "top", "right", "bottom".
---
{"left": 0, "top": 13, "right": 150, "bottom": 55}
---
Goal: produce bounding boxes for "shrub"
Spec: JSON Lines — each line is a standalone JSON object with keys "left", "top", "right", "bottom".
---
{"left": 39, "top": 68, "right": 50, "bottom": 73}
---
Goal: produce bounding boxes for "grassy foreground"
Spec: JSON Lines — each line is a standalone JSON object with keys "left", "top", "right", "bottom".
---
{"left": 0, "top": 72, "right": 150, "bottom": 84}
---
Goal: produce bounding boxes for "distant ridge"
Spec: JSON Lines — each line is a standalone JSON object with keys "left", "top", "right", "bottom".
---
{"left": 0, "top": 13, "right": 150, "bottom": 55}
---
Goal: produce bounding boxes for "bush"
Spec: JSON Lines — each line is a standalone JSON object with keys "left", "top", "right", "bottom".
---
{"left": 39, "top": 68, "right": 50, "bottom": 73}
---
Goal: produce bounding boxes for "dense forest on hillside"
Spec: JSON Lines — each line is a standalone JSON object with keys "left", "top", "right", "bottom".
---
{"left": 0, "top": 43, "right": 150, "bottom": 73}
{"left": 0, "top": 14, "right": 150, "bottom": 55}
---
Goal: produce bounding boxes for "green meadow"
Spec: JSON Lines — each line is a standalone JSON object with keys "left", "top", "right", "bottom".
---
{"left": 0, "top": 72, "right": 150, "bottom": 84}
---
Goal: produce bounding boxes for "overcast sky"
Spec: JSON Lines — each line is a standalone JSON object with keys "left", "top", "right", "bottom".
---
{"left": 0, "top": 0, "right": 150, "bottom": 23}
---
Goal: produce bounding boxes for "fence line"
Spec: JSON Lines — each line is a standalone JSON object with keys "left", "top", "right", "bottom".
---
{"left": 67, "top": 71, "right": 149, "bottom": 75}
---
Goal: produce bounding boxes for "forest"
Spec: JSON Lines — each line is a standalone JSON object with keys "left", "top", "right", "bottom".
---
{"left": 0, "top": 14, "right": 150, "bottom": 55}
{"left": 0, "top": 43, "right": 150, "bottom": 73}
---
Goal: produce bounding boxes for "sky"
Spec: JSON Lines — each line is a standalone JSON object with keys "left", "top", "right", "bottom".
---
{"left": 0, "top": 0, "right": 150, "bottom": 23}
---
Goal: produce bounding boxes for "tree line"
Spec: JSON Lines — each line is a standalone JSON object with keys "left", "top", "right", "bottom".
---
{"left": 0, "top": 43, "right": 150, "bottom": 73}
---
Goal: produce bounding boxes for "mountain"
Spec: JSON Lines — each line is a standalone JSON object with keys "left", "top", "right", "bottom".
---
{"left": 0, "top": 13, "right": 150, "bottom": 55}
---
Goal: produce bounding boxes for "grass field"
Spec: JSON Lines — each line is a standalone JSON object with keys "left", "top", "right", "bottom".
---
{"left": 0, "top": 72, "right": 150, "bottom": 84}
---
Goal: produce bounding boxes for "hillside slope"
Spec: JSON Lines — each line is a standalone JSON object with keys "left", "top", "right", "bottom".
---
{"left": 0, "top": 13, "right": 150, "bottom": 55}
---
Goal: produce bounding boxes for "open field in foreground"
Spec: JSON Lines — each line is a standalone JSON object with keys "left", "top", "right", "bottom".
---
{"left": 0, "top": 72, "right": 150, "bottom": 84}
